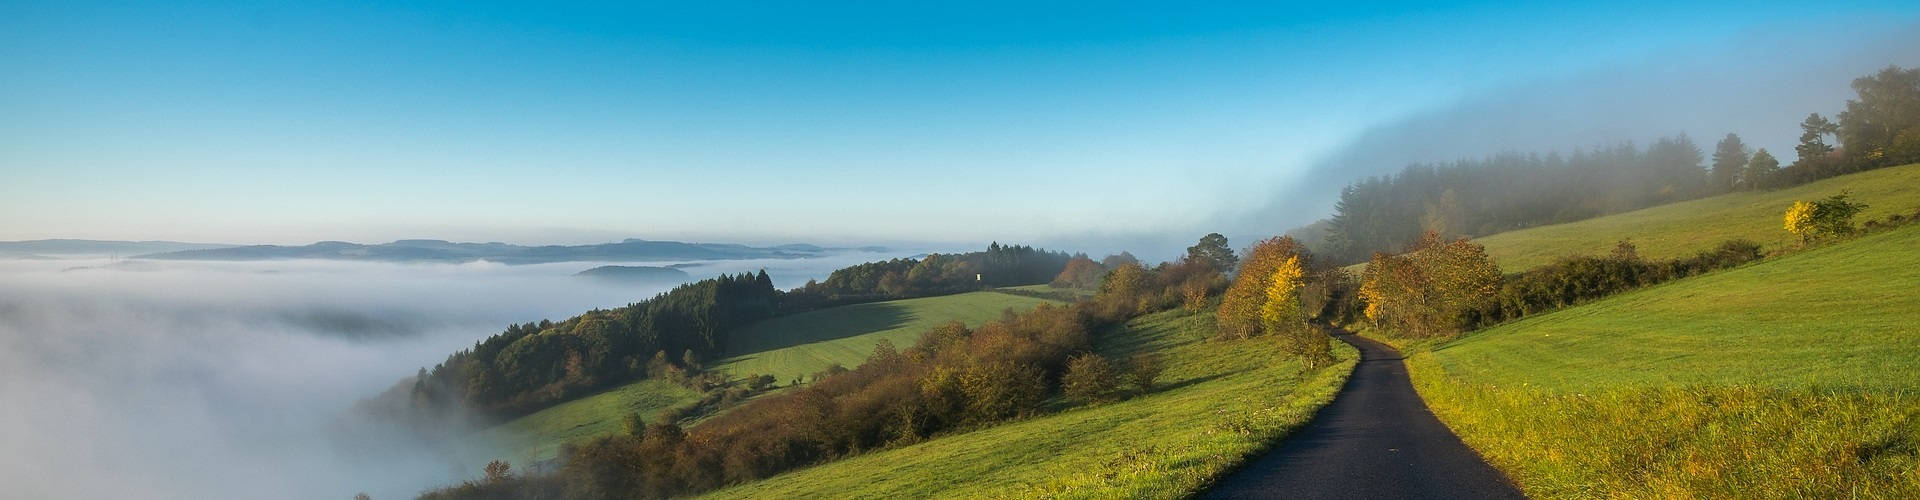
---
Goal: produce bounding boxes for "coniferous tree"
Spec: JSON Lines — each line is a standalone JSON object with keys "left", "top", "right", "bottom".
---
{"left": 1711, "top": 133, "right": 1751, "bottom": 193}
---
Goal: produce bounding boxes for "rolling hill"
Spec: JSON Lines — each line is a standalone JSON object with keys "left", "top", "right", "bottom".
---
{"left": 1404, "top": 221, "right": 1920, "bottom": 497}
{"left": 473, "top": 290, "right": 1061, "bottom": 463}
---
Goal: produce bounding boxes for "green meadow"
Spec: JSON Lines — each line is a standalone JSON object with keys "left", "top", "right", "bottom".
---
{"left": 712, "top": 291, "right": 1061, "bottom": 382}
{"left": 707, "top": 308, "right": 1358, "bottom": 499}
{"left": 1473, "top": 162, "right": 1920, "bottom": 272}
{"left": 1406, "top": 222, "right": 1920, "bottom": 498}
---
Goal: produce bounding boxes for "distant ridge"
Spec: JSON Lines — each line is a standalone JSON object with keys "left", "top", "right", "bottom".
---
{"left": 0, "top": 239, "right": 235, "bottom": 256}
{"left": 573, "top": 265, "right": 693, "bottom": 285}
{"left": 130, "top": 238, "right": 884, "bottom": 264}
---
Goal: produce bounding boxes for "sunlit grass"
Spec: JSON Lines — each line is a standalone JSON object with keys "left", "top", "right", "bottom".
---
{"left": 1407, "top": 222, "right": 1920, "bottom": 497}
{"left": 1473, "top": 162, "right": 1920, "bottom": 272}
{"left": 704, "top": 308, "right": 1358, "bottom": 499}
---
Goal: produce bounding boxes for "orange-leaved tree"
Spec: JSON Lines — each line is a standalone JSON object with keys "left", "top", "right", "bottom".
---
{"left": 1359, "top": 231, "right": 1501, "bottom": 338}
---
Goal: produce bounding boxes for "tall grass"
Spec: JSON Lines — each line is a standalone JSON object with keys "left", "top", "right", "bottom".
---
{"left": 1409, "top": 353, "right": 1920, "bottom": 498}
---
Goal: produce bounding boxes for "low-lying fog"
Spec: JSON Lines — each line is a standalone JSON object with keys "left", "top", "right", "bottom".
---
{"left": 0, "top": 251, "right": 904, "bottom": 500}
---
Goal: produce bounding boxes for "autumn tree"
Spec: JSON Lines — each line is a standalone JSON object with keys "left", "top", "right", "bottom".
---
{"left": 1259, "top": 256, "right": 1334, "bottom": 368}
{"left": 1051, "top": 255, "right": 1106, "bottom": 289}
{"left": 1358, "top": 232, "right": 1501, "bottom": 338}
{"left": 1216, "top": 236, "right": 1312, "bottom": 339}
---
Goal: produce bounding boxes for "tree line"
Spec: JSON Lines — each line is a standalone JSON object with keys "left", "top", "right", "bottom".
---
{"left": 1317, "top": 65, "right": 1920, "bottom": 265}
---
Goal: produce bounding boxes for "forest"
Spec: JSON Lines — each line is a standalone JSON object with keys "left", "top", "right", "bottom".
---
{"left": 1316, "top": 66, "right": 1920, "bottom": 264}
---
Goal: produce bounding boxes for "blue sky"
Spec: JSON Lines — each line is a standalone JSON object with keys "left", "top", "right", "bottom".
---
{"left": 4, "top": 1, "right": 1917, "bottom": 247}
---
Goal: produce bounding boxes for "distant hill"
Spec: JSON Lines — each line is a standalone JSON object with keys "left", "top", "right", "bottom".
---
{"left": 0, "top": 239, "right": 234, "bottom": 257}
{"left": 133, "top": 238, "right": 878, "bottom": 264}
{"left": 573, "top": 265, "right": 692, "bottom": 285}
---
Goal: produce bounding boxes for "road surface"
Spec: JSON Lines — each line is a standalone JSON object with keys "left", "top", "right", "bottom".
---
{"left": 1203, "top": 327, "right": 1523, "bottom": 499}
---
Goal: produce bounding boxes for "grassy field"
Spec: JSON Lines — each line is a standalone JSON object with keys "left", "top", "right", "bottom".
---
{"left": 705, "top": 308, "right": 1359, "bottom": 499}
{"left": 713, "top": 291, "right": 1060, "bottom": 383}
{"left": 1473, "top": 162, "right": 1920, "bottom": 272}
{"left": 1405, "top": 222, "right": 1920, "bottom": 497}
{"left": 472, "top": 291, "right": 1058, "bottom": 464}
{"left": 471, "top": 379, "right": 701, "bottom": 464}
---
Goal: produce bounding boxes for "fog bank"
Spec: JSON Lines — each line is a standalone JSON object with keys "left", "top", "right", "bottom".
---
{"left": 0, "top": 251, "right": 901, "bottom": 499}
{"left": 1234, "top": 20, "right": 1920, "bottom": 235}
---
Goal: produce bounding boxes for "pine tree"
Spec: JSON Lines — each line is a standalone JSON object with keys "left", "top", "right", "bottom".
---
{"left": 1711, "top": 133, "right": 1750, "bottom": 193}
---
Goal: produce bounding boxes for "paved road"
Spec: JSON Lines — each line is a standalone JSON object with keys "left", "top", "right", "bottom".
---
{"left": 1203, "top": 327, "right": 1524, "bottom": 500}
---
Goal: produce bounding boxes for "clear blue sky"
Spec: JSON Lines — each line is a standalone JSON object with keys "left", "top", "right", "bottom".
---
{"left": 4, "top": 1, "right": 1915, "bottom": 245}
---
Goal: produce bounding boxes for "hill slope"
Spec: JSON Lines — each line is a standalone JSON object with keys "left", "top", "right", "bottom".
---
{"left": 706, "top": 309, "right": 1357, "bottom": 499}
{"left": 711, "top": 291, "right": 1060, "bottom": 383}
{"left": 475, "top": 290, "right": 1059, "bottom": 463}
{"left": 1407, "top": 222, "right": 1920, "bottom": 497}
{"left": 1471, "top": 162, "right": 1920, "bottom": 272}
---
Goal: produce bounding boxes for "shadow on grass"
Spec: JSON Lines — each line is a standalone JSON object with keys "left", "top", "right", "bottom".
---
{"left": 723, "top": 301, "right": 915, "bottom": 355}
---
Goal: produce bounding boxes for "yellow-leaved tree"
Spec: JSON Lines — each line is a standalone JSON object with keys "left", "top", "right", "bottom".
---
{"left": 1258, "top": 256, "right": 1305, "bottom": 331}
{"left": 1216, "top": 236, "right": 1310, "bottom": 339}
{"left": 1259, "top": 255, "right": 1334, "bottom": 368}
{"left": 1784, "top": 200, "right": 1817, "bottom": 242}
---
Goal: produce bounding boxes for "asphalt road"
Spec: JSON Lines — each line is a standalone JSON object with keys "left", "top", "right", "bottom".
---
{"left": 1203, "top": 327, "right": 1524, "bottom": 500}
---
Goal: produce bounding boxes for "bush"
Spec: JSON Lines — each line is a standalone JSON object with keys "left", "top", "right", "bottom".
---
{"left": 1784, "top": 193, "right": 1868, "bottom": 243}
{"left": 1062, "top": 353, "right": 1119, "bottom": 403}
{"left": 1127, "top": 353, "right": 1164, "bottom": 392}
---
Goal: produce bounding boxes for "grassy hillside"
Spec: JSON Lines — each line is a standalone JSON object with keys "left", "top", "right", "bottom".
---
{"left": 706, "top": 308, "right": 1358, "bottom": 499}
{"left": 1473, "top": 162, "right": 1920, "bottom": 272}
{"left": 474, "top": 291, "right": 1058, "bottom": 464}
{"left": 472, "top": 379, "right": 701, "bottom": 464}
{"left": 713, "top": 291, "right": 1060, "bottom": 382}
{"left": 1406, "top": 222, "right": 1920, "bottom": 497}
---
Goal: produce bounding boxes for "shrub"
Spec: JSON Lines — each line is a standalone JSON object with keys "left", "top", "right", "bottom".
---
{"left": 1784, "top": 193, "right": 1868, "bottom": 243}
{"left": 1062, "top": 353, "right": 1119, "bottom": 403}
{"left": 1126, "top": 353, "right": 1164, "bottom": 392}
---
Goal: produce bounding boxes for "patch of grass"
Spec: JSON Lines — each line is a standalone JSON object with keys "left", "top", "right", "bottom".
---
{"left": 713, "top": 291, "right": 1060, "bottom": 383}
{"left": 1407, "top": 222, "right": 1920, "bottom": 498}
{"left": 471, "top": 379, "right": 700, "bottom": 464}
{"left": 1473, "top": 163, "right": 1920, "bottom": 272}
{"left": 704, "top": 309, "right": 1358, "bottom": 499}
